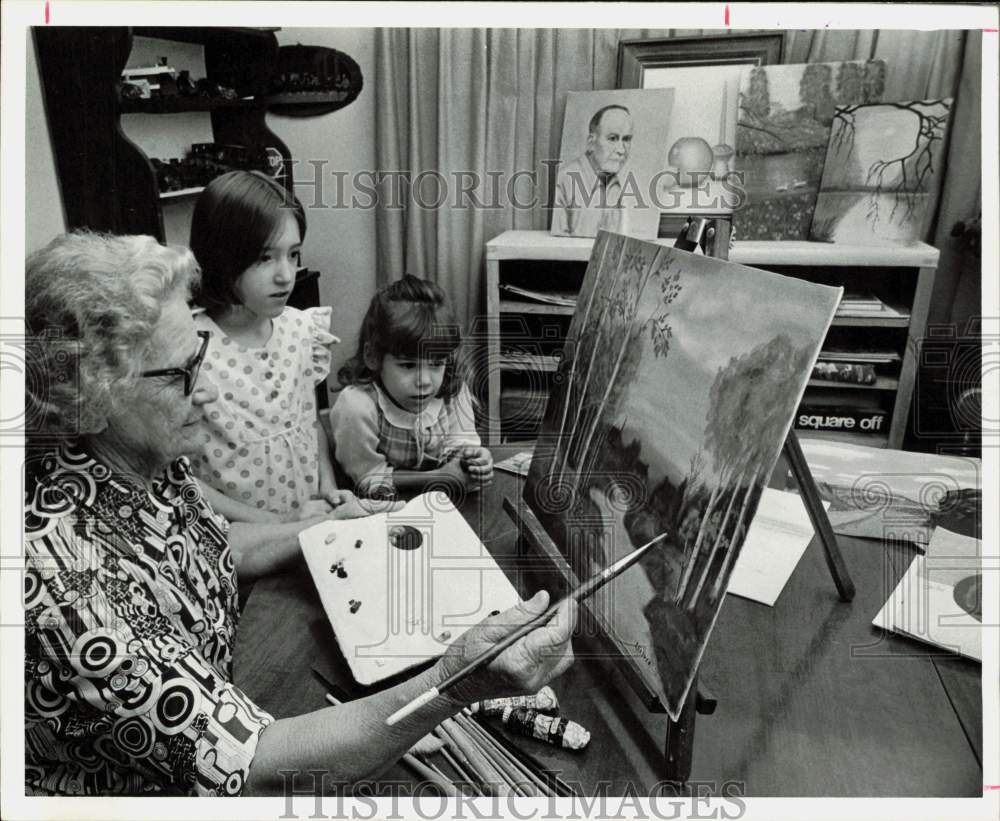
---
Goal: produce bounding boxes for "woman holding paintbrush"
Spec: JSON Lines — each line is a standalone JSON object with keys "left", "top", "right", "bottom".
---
{"left": 22, "top": 232, "right": 577, "bottom": 797}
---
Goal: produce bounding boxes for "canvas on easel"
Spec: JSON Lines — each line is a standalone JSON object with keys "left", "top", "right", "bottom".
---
{"left": 522, "top": 231, "right": 842, "bottom": 720}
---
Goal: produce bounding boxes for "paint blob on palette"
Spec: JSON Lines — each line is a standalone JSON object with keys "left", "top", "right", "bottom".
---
{"left": 300, "top": 492, "right": 521, "bottom": 685}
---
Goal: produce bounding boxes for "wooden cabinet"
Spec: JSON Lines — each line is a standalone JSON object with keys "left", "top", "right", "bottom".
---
{"left": 484, "top": 230, "right": 938, "bottom": 449}
{"left": 732, "top": 241, "right": 939, "bottom": 449}
{"left": 33, "top": 26, "right": 292, "bottom": 244}
{"left": 34, "top": 26, "right": 330, "bottom": 407}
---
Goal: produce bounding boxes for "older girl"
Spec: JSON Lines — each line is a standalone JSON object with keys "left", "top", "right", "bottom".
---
{"left": 188, "top": 171, "right": 349, "bottom": 522}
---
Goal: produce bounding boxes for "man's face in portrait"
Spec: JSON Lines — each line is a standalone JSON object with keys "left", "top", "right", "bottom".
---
{"left": 588, "top": 108, "right": 633, "bottom": 175}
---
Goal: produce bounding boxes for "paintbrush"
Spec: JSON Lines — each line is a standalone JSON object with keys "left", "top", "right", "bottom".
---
{"left": 385, "top": 531, "right": 670, "bottom": 726}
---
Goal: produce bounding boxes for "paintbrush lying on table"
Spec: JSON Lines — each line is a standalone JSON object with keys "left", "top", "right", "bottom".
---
{"left": 312, "top": 668, "right": 574, "bottom": 797}
{"left": 386, "top": 531, "right": 670, "bottom": 726}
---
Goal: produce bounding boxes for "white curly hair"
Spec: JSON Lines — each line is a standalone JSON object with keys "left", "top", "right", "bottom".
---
{"left": 25, "top": 231, "right": 201, "bottom": 436}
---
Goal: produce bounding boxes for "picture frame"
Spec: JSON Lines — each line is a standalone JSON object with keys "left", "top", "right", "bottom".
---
{"left": 617, "top": 32, "right": 785, "bottom": 88}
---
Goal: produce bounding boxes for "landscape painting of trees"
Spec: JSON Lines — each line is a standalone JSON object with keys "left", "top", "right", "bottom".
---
{"left": 524, "top": 233, "right": 841, "bottom": 720}
{"left": 732, "top": 60, "right": 885, "bottom": 241}
{"left": 809, "top": 99, "right": 953, "bottom": 243}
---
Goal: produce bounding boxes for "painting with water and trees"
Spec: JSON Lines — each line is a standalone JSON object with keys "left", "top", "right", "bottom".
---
{"left": 524, "top": 232, "right": 841, "bottom": 719}
{"left": 809, "top": 98, "right": 953, "bottom": 243}
{"left": 732, "top": 60, "right": 886, "bottom": 241}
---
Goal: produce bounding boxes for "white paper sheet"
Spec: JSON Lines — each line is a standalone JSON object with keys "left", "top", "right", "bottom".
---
{"left": 872, "top": 526, "right": 982, "bottom": 661}
{"left": 726, "top": 488, "right": 828, "bottom": 606}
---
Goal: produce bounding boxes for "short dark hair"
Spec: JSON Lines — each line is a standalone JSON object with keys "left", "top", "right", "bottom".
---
{"left": 338, "top": 275, "right": 465, "bottom": 400}
{"left": 190, "top": 170, "right": 306, "bottom": 315}
{"left": 588, "top": 104, "right": 631, "bottom": 136}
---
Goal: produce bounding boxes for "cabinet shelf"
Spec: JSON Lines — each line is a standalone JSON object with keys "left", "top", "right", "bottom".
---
{"left": 265, "top": 90, "right": 352, "bottom": 106}
{"left": 798, "top": 429, "right": 890, "bottom": 448}
{"left": 499, "top": 299, "right": 576, "bottom": 316}
{"left": 831, "top": 312, "right": 911, "bottom": 328}
{"left": 499, "top": 353, "right": 560, "bottom": 373}
{"left": 485, "top": 230, "right": 939, "bottom": 449}
{"left": 808, "top": 376, "right": 899, "bottom": 392}
{"left": 159, "top": 186, "right": 205, "bottom": 201}
{"left": 119, "top": 96, "right": 259, "bottom": 114}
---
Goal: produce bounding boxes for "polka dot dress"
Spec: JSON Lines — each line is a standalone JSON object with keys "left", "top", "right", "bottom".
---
{"left": 190, "top": 307, "right": 335, "bottom": 516}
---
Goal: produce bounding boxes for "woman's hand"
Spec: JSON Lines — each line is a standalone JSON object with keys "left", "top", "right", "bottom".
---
{"left": 460, "top": 446, "right": 494, "bottom": 486}
{"left": 435, "top": 590, "right": 577, "bottom": 707}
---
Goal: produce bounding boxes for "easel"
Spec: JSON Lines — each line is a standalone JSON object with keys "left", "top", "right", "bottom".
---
{"left": 505, "top": 217, "right": 854, "bottom": 785}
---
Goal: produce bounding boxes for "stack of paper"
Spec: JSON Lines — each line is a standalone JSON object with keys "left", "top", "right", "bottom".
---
{"left": 727, "top": 488, "right": 827, "bottom": 607}
{"left": 872, "top": 527, "right": 983, "bottom": 661}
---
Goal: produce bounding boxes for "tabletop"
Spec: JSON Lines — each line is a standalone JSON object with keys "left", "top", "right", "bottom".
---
{"left": 233, "top": 448, "right": 983, "bottom": 797}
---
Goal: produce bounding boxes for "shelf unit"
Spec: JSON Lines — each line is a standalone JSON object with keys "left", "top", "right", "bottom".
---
{"left": 34, "top": 26, "right": 329, "bottom": 409}
{"left": 484, "top": 230, "right": 938, "bottom": 449}
{"left": 34, "top": 26, "right": 292, "bottom": 244}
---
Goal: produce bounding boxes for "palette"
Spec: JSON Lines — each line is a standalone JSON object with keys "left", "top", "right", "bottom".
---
{"left": 300, "top": 492, "right": 521, "bottom": 685}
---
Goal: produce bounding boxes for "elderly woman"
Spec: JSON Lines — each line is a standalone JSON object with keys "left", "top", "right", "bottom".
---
{"left": 23, "top": 232, "right": 577, "bottom": 796}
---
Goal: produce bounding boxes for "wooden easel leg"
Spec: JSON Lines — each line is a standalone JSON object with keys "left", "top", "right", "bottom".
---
{"left": 783, "top": 430, "right": 856, "bottom": 602}
{"left": 664, "top": 675, "right": 699, "bottom": 785}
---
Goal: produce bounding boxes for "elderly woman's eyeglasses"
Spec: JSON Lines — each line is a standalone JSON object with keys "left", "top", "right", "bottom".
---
{"left": 140, "top": 331, "right": 210, "bottom": 396}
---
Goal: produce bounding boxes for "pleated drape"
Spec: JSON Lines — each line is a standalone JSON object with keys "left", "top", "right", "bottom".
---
{"left": 374, "top": 28, "right": 977, "bottom": 335}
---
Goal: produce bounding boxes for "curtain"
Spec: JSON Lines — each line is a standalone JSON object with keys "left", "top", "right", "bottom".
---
{"left": 374, "top": 27, "right": 978, "bottom": 344}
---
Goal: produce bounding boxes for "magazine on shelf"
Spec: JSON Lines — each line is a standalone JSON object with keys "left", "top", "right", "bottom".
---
{"left": 817, "top": 349, "right": 901, "bottom": 365}
{"left": 835, "top": 290, "right": 903, "bottom": 317}
{"left": 500, "top": 283, "right": 578, "bottom": 307}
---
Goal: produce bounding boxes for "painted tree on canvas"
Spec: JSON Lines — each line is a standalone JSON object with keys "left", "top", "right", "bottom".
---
{"left": 570, "top": 248, "right": 681, "bottom": 489}
{"left": 549, "top": 232, "right": 622, "bottom": 483}
{"left": 673, "top": 334, "right": 813, "bottom": 614}
{"left": 799, "top": 63, "right": 837, "bottom": 124}
{"left": 552, "top": 241, "right": 682, "bottom": 496}
{"left": 832, "top": 100, "right": 952, "bottom": 223}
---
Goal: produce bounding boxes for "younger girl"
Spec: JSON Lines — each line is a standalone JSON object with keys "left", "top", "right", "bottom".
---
{"left": 331, "top": 275, "right": 493, "bottom": 498}
{"left": 188, "top": 170, "right": 350, "bottom": 522}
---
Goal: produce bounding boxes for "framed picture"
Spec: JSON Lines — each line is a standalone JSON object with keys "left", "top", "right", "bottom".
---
{"left": 617, "top": 33, "right": 785, "bottom": 87}
{"left": 616, "top": 34, "right": 783, "bottom": 220}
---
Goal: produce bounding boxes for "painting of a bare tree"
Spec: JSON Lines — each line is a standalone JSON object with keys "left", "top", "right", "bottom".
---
{"left": 733, "top": 60, "right": 886, "bottom": 241}
{"left": 810, "top": 99, "right": 953, "bottom": 243}
{"left": 525, "top": 234, "right": 841, "bottom": 719}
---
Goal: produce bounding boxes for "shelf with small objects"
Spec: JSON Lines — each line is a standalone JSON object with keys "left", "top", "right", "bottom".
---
{"left": 34, "top": 26, "right": 331, "bottom": 410}
{"left": 483, "top": 230, "right": 937, "bottom": 449}
{"left": 34, "top": 26, "right": 293, "bottom": 246}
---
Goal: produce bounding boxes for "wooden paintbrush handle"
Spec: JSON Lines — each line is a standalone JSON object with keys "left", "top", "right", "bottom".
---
{"left": 440, "top": 718, "right": 513, "bottom": 797}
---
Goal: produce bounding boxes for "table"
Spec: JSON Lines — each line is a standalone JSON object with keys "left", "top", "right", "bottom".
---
{"left": 233, "top": 449, "right": 983, "bottom": 796}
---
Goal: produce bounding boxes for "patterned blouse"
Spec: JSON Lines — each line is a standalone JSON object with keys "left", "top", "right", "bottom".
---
{"left": 329, "top": 382, "right": 481, "bottom": 498}
{"left": 23, "top": 445, "right": 272, "bottom": 796}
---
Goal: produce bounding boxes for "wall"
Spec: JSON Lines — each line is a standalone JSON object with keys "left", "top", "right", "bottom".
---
{"left": 267, "top": 28, "right": 378, "bottom": 389}
{"left": 25, "top": 33, "right": 65, "bottom": 252}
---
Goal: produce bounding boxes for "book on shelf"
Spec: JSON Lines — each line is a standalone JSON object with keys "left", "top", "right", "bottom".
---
{"left": 499, "top": 349, "right": 560, "bottom": 371}
{"left": 795, "top": 405, "right": 888, "bottom": 434}
{"left": 500, "top": 283, "right": 578, "bottom": 308}
{"left": 817, "top": 349, "right": 901, "bottom": 365}
{"left": 812, "top": 361, "right": 878, "bottom": 384}
{"left": 835, "top": 291, "right": 902, "bottom": 318}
